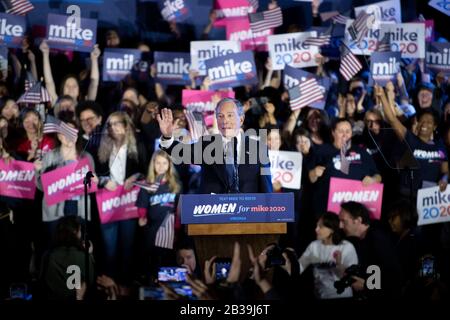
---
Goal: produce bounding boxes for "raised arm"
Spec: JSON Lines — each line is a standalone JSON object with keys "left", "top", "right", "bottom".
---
{"left": 87, "top": 44, "right": 101, "bottom": 101}
{"left": 375, "top": 83, "right": 406, "bottom": 140}
{"left": 39, "top": 40, "right": 58, "bottom": 105}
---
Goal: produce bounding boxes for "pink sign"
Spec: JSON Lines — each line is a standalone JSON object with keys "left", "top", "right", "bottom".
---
{"left": 41, "top": 157, "right": 97, "bottom": 206}
{"left": 182, "top": 89, "right": 235, "bottom": 112}
{"left": 327, "top": 177, "right": 384, "bottom": 220}
{"left": 214, "top": 0, "right": 255, "bottom": 27}
{"left": 96, "top": 185, "right": 140, "bottom": 224}
{"left": 424, "top": 20, "right": 434, "bottom": 42}
{"left": 0, "top": 159, "right": 36, "bottom": 199}
{"left": 226, "top": 17, "right": 273, "bottom": 51}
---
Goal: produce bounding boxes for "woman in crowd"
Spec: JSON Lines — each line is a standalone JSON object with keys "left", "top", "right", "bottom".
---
{"left": 39, "top": 40, "right": 101, "bottom": 105}
{"left": 298, "top": 212, "right": 358, "bottom": 299}
{"left": 308, "top": 118, "right": 381, "bottom": 216}
{"left": 97, "top": 111, "right": 148, "bottom": 284}
{"left": 15, "top": 109, "right": 55, "bottom": 162}
{"left": 34, "top": 118, "right": 96, "bottom": 245}
{"left": 136, "top": 149, "right": 181, "bottom": 277}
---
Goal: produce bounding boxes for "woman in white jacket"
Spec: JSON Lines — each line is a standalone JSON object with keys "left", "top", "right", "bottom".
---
{"left": 299, "top": 212, "right": 358, "bottom": 299}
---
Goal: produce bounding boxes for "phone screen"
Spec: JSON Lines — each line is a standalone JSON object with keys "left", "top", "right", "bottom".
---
{"left": 421, "top": 258, "right": 434, "bottom": 277}
{"left": 215, "top": 258, "right": 232, "bottom": 280}
{"left": 158, "top": 267, "right": 188, "bottom": 282}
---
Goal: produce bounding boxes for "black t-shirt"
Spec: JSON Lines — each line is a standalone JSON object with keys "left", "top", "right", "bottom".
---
{"left": 135, "top": 182, "right": 178, "bottom": 246}
{"left": 399, "top": 131, "right": 447, "bottom": 193}
{"left": 308, "top": 143, "right": 379, "bottom": 215}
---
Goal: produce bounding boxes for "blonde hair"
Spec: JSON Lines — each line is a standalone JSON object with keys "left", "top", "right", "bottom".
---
{"left": 146, "top": 150, "right": 181, "bottom": 194}
{"left": 98, "top": 111, "right": 138, "bottom": 164}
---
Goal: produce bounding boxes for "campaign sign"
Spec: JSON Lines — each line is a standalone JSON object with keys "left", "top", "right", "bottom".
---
{"left": 214, "top": 0, "right": 256, "bottom": 28}
{"left": 0, "top": 159, "right": 35, "bottom": 200}
{"left": 269, "top": 150, "right": 302, "bottom": 190}
{"left": 424, "top": 20, "right": 434, "bottom": 42}
{"left": 283, "top": 65, "right": 330, "bottom": 110}
{"left": 41, "top": 157, "right": 98, "bottom": 206}
{"left": 159, "top": 0, "right": 190, "bottom": 22}
{"left": 344, "top": 20, "right": 386, "bottom": 56}
{"left": 369, "top": 51, "right": 401, "bottom": 85}
{"left": 180, "top": 192, "right": 295, "bottom": 224}
{"left": 327, "top": 177, "right": 383, "bottom": 220}
{"left": 46, "top": 14, "right": 97, "bottom": 52}
{"left": 182, "top": 89, "right": 235, "bottom": 112}
{"left": 96, "top": 185, "right": 140, "bottom": 224}
{"left": 103, "top": 49, "right": 141, "bottom": 82}
{"left": 226, "top": 17, "right": 272, "bottom": 52}
{"left": 190, "top": 40, "right": 240, "bottom": 76}
{"left": 354, "top": 0, "right": 401, "bottom": 23}
{"left": 268, "top": 32, "right": 319, "bottom": 70}
{"left": 0, "top": 13, "right": 26, "bottom": 48}
{"left": 417, "top": 186, "right": 450, "bottom": 226}
{"left": 428, "top": 0, "right": 450, "bottom": 17}
{"left": 205, "top": 51, "right": 257, "bottom": 90}
{"left": 426, "top": 42, "right": 450, "bottom": 75}
{"left": 379, "top": 23, "right": 425, "bottom": 58}
{"left": 154, "top": 51, "right": 191, "bottom": 85}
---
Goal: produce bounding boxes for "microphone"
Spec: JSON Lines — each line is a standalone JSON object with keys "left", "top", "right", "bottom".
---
{"left": 233, "top": 136, "right": 240, "bottom": 193}
{"left": 84, "top": 171, "right": 94, "bottom": 187}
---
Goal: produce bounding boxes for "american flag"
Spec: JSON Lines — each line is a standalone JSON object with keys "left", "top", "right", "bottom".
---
{"left": 2, "top": 0, "right": 34, "bottom": 16}
{"left": 248, "top": 0, "right": 258, "bottom": 11}
{"left": 331, "top": 13, "right": 350, "bottom": 25}
{"left": 155, "top": 214, "right": 175, "bottom": 249}
{"left": 348, "top": 11, "right": 370, "bottom": 44}
{"left": 288, "top": 78, "right": 324, "bottom": 111}
{"left": 377, "top": 33, "right": 391, "bottom": 52}
{"left": 304, "top": 25, "right": 333, "bottom": 47}
{"left": 249, "top": 6, "right": 283, "bottom": 33}
{"left": 17, "top": 81, "right": 51, "bottom": 105}
{"left": 185, "top": 109, "right": 206, "bottom": 141}
{"left": 339, "top": 44, "right": 362, "bottom": 81}
{"left": 43, "top": 115, "right": 79, "bottom": 142}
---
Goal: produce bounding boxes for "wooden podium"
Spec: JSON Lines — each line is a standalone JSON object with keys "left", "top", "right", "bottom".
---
{"left": 188, "top": 223, "right": 287, "bottom": 281}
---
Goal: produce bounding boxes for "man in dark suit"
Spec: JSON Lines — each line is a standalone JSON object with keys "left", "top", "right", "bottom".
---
{"left": 157, "top": 98, "right": 273, "bottom": 194}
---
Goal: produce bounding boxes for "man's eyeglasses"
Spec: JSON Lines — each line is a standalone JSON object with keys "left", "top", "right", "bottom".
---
{"left": 366, "top": 119, "right": 381, "bottom": 125}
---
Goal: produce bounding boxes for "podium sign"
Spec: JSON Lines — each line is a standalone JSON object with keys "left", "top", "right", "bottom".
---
{"left": 180, "top": 193, "right": 295, "bottom": 224}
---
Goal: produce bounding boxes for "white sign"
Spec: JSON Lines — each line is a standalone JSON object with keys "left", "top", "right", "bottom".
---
{"left": 380, "top": 23, "right": 425, "bottom": 58}
{"left": 355, "top": 0, "right": 402, "bottom": 24}
{"left": 190, "top": 40, "right": 240, "bottom": 76}
{"left": 268, "top": 32, "right": 319, "bottom": 70}
{"left": 269, "top": 150, "right": 302, "bottom": 190}
{"left": 417, "top": 186, "right": 450, "bottom": 226}
{"left": 344, "top": 20, "right": 386, "bottom": 56}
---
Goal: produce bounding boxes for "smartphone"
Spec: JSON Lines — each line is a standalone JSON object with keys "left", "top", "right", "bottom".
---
{"left": 10, "top": 283, "right": 28, "bottom": 300}
{"left": 420, "top": 256, "right": 435, "bottom": 278}
{"left": 158, "top": 267, "right": 188, "bottom": 282}
{"left": 214, "top": 258, "right": 232, "bottom": 281}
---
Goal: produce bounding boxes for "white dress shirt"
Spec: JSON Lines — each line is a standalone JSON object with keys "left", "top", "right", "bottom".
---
{"left": 109, "top": 144, "right": 127, "bottom": 185}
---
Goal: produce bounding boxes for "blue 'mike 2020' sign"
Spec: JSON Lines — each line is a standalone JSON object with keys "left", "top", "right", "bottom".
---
{"left": 180, "top": 193, "right": 294, "bottom": 224}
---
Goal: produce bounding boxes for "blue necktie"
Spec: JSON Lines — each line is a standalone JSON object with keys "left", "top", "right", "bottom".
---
{"left": 225, "top": 138, "right": 238, "bottom": 193}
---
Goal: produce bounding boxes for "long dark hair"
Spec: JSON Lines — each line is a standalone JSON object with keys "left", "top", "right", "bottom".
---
{"left": 53, "top": 216, "right": 83, "bottom": 249}
{"left": 319, "top": 212, "right": 344, "bottom": 245}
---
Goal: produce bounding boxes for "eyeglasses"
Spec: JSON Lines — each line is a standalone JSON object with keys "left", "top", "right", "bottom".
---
{"left": 80, "top": 116, "right": 98, "bottom": 124}
{"left": 366, "top": 119, "right": 381, "bottom": 125}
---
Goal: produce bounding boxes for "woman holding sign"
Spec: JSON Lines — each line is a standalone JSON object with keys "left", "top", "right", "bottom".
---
{"left": 136, "top": 150, "right": 181, "bottom": 276}
{"left": 308, "top": 118, "right": 381, "bottom": 217}
{"left": 97, "top": 111, "right": 148, "bottom": 284}
{"left": 34, "top": 119, "right": 96, "bottom": 247}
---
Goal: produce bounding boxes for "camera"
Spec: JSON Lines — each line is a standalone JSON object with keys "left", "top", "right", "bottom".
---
{"left": 214, "top": 257, "right": 232, "bottom": 281}
{"left": 265, "top": 245, "right": 286, "bottom": 268}
{"left": 334, "top": 265, "right": 364, "bottom": 294}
